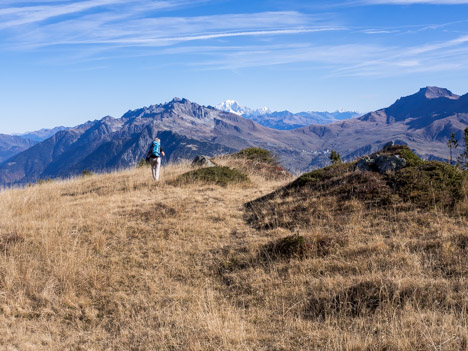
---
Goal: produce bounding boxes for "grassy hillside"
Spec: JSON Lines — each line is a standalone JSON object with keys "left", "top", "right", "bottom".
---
{"left": 0, "top": 155, "right": 467, "bottom": 350}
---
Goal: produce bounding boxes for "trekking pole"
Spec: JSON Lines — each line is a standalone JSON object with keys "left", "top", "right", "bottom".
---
{"left": 161, "top": 156, "right": 165, "bottom": 181}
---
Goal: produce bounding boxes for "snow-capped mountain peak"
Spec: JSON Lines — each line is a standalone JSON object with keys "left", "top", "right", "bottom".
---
{"left": 216, "top": 99, "right": 362, "bottom": 130}
{"left": 216, "top": 100, "right": 271, "bottom": 116}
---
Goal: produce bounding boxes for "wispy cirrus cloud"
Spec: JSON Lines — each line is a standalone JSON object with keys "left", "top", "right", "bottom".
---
{"left": 1, "top": 0, "right": 467, "bottom": 80}
{"left": 316, "top": 0, "right": 468, "bottom": 8}
{"left": 332, "top": 34, "right": 468, "bottom": 76}
{"left": 2, "top": 4, "right": 340, "bottom": 51}
{"left": 0, "top": 0, "right": 204, "bottom": 29}
{"left": 184, "top": 30, "right": 468, "bottom": 79}
{"left": 0, "top": 0, "right": 128, "bottom": 28}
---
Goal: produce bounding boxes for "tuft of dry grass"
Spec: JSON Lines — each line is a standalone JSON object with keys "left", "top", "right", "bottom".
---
{"left": 0, "top": 157, "right": 467, "bottom": 350}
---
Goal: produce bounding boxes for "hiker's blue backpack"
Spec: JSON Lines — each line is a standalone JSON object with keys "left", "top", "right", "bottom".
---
{"left": 150, "top": 140, "right": 161, "bottom": 157}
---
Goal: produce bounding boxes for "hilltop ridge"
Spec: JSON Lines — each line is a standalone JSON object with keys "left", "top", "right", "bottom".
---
{"left": 0, "top": 151, "right": 466, "bottom": 349}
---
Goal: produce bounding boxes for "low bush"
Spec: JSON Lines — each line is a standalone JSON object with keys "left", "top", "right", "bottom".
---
{"left": 234, "top": 147, "right": 278, "bottom": 165}
{"left": 306, "top": 279, "right": 455, "bottom": 320}
{"left": 137, "top": 158, "right": 148, "bottom": 168}
{"left": 175, "top": 166, "right": 249, "bottom": 187}
{"left": 245, "top": 145, "right": 468, "bottom": 230}
{"left": 388, "top": 161, "right": 465, "bottom": 209}
{"left": 290, "top": 163, "right": 354, "bottom": 188}
{"left": 260, "top": 234, "right": 347, "bottom": 261}
{"left": 386, "top": 145, "right": 423, "bottom": 167}
{"left": 82, "top": 169, "right": 93, "bottom": 177}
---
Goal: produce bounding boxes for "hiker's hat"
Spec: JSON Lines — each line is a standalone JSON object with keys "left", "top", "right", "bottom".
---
{"left": 154, "top": 137, "right": 160, "bottom": 142}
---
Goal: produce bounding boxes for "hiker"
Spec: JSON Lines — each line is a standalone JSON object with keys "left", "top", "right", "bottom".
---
{"left": 145, "top": 137, "right": 165, "bottom": 181}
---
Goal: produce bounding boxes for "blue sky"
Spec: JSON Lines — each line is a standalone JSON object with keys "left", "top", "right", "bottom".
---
{"left": 1, "top": 0, "right": 468, "bottom": 133}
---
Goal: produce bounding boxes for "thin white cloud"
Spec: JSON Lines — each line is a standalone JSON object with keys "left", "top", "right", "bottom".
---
{"left": 361, "top": 29, "right": 400, "bottom": 34}
{"left": 179, "top": 30, "right": 468, "bottom": 78}
{"left": 0, "top": 0, "right": 196, "bottom": 28}
{"left": 5, "top": 10, "right": 336, "bottom": 50}
{"left": 333, "top": 34, "right": 468, "bottom": 76}
{"left": 46, "top": 27, "right": 342, "bottom": 47}
{"left": 0, "top": 0, "right": 128, "bottom": 27}
{"left": 406, "top": 34, "right": 468, "bottom": 54}
{"left": 1, "top": 0, "right": 467, "bottom": 80}
{"left": 190, "top": 43, "right": 388, "bottom": 70}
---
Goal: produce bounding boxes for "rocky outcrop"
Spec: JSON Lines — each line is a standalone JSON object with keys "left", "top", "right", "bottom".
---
{"left": 355, "top": 154, "right": 407, "bottom": 173}
{"left": 192, "top": 155, "right": 215, "bottom": 167}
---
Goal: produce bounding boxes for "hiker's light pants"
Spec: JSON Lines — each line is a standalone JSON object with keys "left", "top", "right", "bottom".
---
{"left": 150, "top": 157, "right": 161, "bottom": 181}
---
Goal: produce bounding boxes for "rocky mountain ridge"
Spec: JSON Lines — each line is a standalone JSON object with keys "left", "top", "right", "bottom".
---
{"left": 0, "top": 87, "right": 467, "bottom": 186}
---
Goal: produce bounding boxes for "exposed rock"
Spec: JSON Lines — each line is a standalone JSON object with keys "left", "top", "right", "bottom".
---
{"left": 355, "top": 154, "right": 406, "bottom": 173}
{"left": 355, "top": 156, "right": 374, "bottom": 172}
{"left": 382, "top": 141, "right": 394, "bottom": 151}
{"left": 192, "top": 155, "right": 215, "bottom": 168}
{"left": 375, "top": 155, "right": 406, "bottom": 173}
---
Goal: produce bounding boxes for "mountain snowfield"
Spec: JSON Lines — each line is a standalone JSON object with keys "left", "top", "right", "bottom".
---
{"left": 216, "top": 100, "right": 271, "bottom": 116}
{"left": 216, "top": 100, "right": 361, "bottom": 129}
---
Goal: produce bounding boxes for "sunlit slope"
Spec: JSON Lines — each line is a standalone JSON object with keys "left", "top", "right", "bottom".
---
{"left": 0, "top": 155, "right": 467, "bottom": 350}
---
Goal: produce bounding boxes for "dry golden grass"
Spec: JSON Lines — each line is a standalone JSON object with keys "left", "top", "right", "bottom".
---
{"left": 0, "top": 158, "right": 466, "bottom": 350}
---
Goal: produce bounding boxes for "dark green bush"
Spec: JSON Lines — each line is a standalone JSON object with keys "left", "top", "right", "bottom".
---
{"left": 387, "top": 161, "right": 466, "bottom": 209}
{"left": 291, "top": 163, "right": 354, "bottom": 188}
{"left": 245, "top": 146, "right": 468, "bottom": 231}
{"left": 329, "top": 150, "right": 342, "bottom": 165}
{"left": 176, "top": 166, "right": 249, "bottom": 187}
{"left": 82, "top": 169, "right": 93, "bottom": 177}
{"left": 137, "top": 158, "right": 148, "bottom": 168}
{"left": 234, "top": 147, "right": 278, "bottom": 165}
{"left": 290, "top": 147, "right": 466, "bottom": 210}
{"left": 393, "top": 147, "right": 423, "bottom": 167}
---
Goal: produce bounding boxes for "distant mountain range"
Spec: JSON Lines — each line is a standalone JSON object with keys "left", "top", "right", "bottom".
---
{"left": 1, "top": 86, "right": 467, "bottom": 186}
{"left": 0, "top": 103, "right": 357, "bottom": 163}
{"left": 17, "top": 126, "right": 70, "bottom": 142}
{"left": 216, "top": 100, "right": 361, "bottom": 129}
{"left": 0, "top": 134, "right": 37, "bottom": 164}
{"left": 0, "top": 127, "right": 70, "bottom": 163}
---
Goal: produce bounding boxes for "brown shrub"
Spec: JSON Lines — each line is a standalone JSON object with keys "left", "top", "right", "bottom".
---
{"left": 306, "top": 279, "right": 458, "bottom": 320}
{"left": 260, "top": 233, "right": 348, "bottom": 261}
{"left": 0, "top": 232, "right": 24, "bottom": 252}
